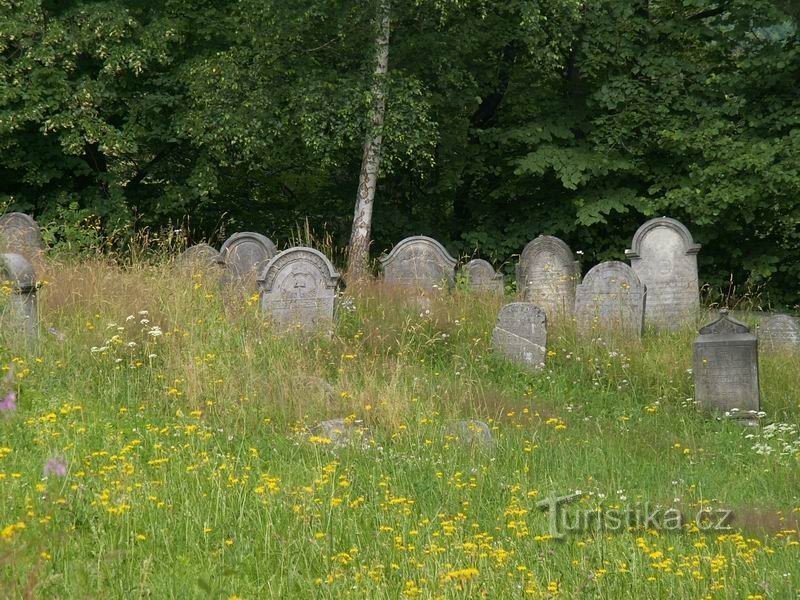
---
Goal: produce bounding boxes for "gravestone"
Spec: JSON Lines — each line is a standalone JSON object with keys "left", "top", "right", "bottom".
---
{"left": 625, "top": 217, "right": 700, "bottom": 329}
{"left": 517, "top": 236, "right": 580, "bottom": 320}
{"left": 445, "top": 420, "right": 493, "bottom": 447}
{"left": 0, "top": 213, "right": 44, "bottom": 260}
{"left": 258, "top": 247, "right": 339, "bottom": 332}
{"left": 380, "top": 236, "right": 457, "bottom": 290}
{"left": 757, "top": 314, "right": 800, "bottom": 352}
{"left": 491, "top": 302, "right": 547, "bottom": 370}
{"left": 177, "top": 243, "right": 222, "bottom": 269}
{"left": 219, "top": 232, "right": 277, "bottom": 282}
{"left": 0, "top": 253, "right": 38, "bottom": 342}
{"left": 575, "top": 261, "right": 646, "bottom": 337}
{"left": 693, "top": 310, "right": 760, "bottom": 422}
{"left": 463, "top": 259, "right": 504, "bottom": 294}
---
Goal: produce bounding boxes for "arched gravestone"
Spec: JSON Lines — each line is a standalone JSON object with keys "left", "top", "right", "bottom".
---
{"left": 258, "top": 247, "right": 340, "bottom": 332}
{"left": 176, "top": 243, "right": 222, "bottom": 270}
{"left": 575, "top": 261, "right": 646, "bottom": 337}
{"left": 0, "top": 213, "right": 44, "bottom": 260}
{"left": 517, "top": 236, "right": 580, "bottom": 320}
{"left": 758, "top": 314, "right": 800, "bottom": 352}
{"left": 380, "top": 236, "right": 457, "bottom": 290}
{"left": 625, "top": 217, "right": 700, "bottom": 329}
{"left": 0, "top": 253, "right": 37, "bottom": 342}
{"left": 219, "top": 232, "right": 277, "bottom": 281}
{"left": 491, "top": 303, "right": 547, "bottom": 370}
{"left": 463, "top": 259, "right": 504, "bottom": 295}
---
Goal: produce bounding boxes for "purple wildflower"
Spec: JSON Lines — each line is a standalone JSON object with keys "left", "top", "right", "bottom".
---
{"left": 0, "top": 390, "right": 16, "bottom": 412}
{"left": 43, "top": 456, "right": 68, "bottom": 478}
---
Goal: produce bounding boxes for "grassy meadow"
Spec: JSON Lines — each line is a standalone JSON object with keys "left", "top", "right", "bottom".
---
{"left": 0, "top": 254, "right": 799, "bottom": 598}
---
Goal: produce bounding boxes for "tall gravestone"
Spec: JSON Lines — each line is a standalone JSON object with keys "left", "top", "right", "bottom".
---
{"left": 517, "top": 236, "right": 580, "bottom": 320}
{"left": 491, "top": 303, "right": 547, "bottom": 370}
{"left": 575, "top": 261, "right": 646, "bottom": 337}
{"left": 758, "top": 314, "right": 800, "bottom": 352}
{"left": 380, "top": 236, "right": 457, "bottom": 290}
{"left": 0, "top": 253, "right": 38, "bottom": 342}
{"left": 0, "top": 213, "right": 44, "bottom": 260}
{"left": 625, "top": 217, "right": 700, "bottom": 329}
{"left": 693, "top": 310, "right": 760, "bottom": 422}
{"left": 258, "top": 247, "right": 339, "bottom": 332}
{"left": 463, "top": 259, "right": 504, "bottom": 295}
{"left": 220, "top": 232, "right": 277, "bottom": 282}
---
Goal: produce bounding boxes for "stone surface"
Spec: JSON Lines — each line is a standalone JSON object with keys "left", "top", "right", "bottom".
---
{"left": 463, "top": 259, "right": 504, "bottom": 294}
{"left": 0, "top": 253, "right": 38, "bottom": 342}
{"left": 0, "top": 213, "right": 44, "bottom": 260}
{"left": 693, "top": 310, "right": 760, "bottom": 420}
{"left": 491, "top": 302, "right": 547, "bottom": 370}
{"left": 380, "top": 236, "right": 457, "bottom": 290}
{"left": 445, "top": 420, "right": 493, "bottom": 447}
{"left": 309, "top": 418, "right": 373, "bottom": 449}
{"left": 758, "top": 314, "right": 800, "bottom": 352}
{"left": 575, "top": 261, "right": 646, "bottom": 337}
{"left": 219, "top": 232, "right": 277, "bottom": 281}
{"left": 517, "top": 236, "right": 580, "bottom": 320}
{"left": 625, "top": 217, "right": 700, "bottom": 329}
{"left": 258, "top": 247, "right": 339, "bottom": 332}
{"left": 177, "top": 243, "right": 222, "bottom": 269}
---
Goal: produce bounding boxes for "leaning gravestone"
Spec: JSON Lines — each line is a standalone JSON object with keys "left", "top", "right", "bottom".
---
{"left": 380, "top": 236, "right": 457, "bottom": 290}
{"left": 0, "top": 253, "right": 38, "bottom": 342}
{"left": 258, "top": 247, "right": 339, "bottom": 332}
{"left": 0, "top": 213, "right": 44, "bottom": 261}
{"left": 517, "top": 236, "right": 580, "bottom": 320}
{"left": 693, "top": 310, "right": 760, "bottom": 423}
{"left": 491, "top": 302, "right": 547, "bottom": 370}
{"left": 575, "top": 261, "right": 646, "bottom": 337}
{"left": 176, "top": 243, "right": 222, "bottom": 270}
{"left": 757, "top": 314, "right": 800, "bottom": 352}
{"left": 219, "top": 232, "right": 277, "bottom": 282}
{"left": 625, "top": 217, "right": 700, "bottom": 329}
{"left": 463, "top": 259, "right": 504, "bottom": 295}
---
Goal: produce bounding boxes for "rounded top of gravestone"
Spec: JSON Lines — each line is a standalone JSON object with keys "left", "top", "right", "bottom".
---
{"left": 464, "top": 259, "right": 502, "bottom": 280}
{"left": 697, "top": 309, "right": 754, "bottom": 338}
{"left": 177, "top": 243, "right": 222, "bottom": 267}
{"left": 0, "top": 212, "right": 44, "bottom": 256}
{"left": 219, "top": 232, "right": 277, "bottom": 277}
{"left": 519, "top": 235, "right": 577, "bottom": 267}
{"left": 579, "top": 260, "right": 643, "bottom": 289}
{"left": 0, "top": 253, "right": 36, "bottom": 292}
{"left": 257, "top": 246, "right": 340, "bottom": 293}
{"left": 626, "top": 217, "right": 701, "bottom": 258}
{"left": 379, "top": 235, "right": 457, "bottom": 268}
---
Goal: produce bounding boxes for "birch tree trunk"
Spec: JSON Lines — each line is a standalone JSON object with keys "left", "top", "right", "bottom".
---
{"left": 346, "top": 0, "right": 390, "bottom": 280}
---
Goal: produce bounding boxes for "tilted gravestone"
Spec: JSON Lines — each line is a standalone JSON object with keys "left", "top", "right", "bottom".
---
{"left": 517, "top": 236, "right": 580, "bottom": 320}
{"left": 491, "top": 302, "right": 547, "bottom": 370}
{"left": 757, "top": 314, "right": 800, "bottom": 352}
{"left": 693, "top": 310, "right": 760, "bottom": 422}
{"left": 0, "top": 213, "right": 44, "bottom": 260}
{"left": 258, "top": 247, "right": 339, "bottom": 332}
{"left": 575, "top": 261, "right": 646, "bottom": 337}
{"left": 0, "top": 253, "right": 38, "bottom": 342}
{"left": 625, "top": 217, "right": 700, "bottom": 329}
{"left": 220, "top": 232, "right": 277, "bottom": 282}
{"left": 463, "top": 259, "right": 504, "bottom": 295}
{"left": 380, "top": 236, "right": 457, "bottom": 290}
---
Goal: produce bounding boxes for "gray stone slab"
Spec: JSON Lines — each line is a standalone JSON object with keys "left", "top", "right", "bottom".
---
{"left": 177, "top": 243, "right": 222, "bottom": 269}
{"left": 575, "top": 261, "right": 646, "bottom": 337}
{"left": 380, "top": 236, "right": 457, "bottom": 290}
{"left": 463, "top": 259, "right": 504, "bottom": 294}
{"left": 758, "top": 314, "right": 800, "bottom": 352}
{"left": 491, "top": 302, "right": 547, "bottom": 370}
{"left": 0, "top": 213, "right": 44, "bottom": 260}
{"left": 0, "top": 253, "right": 37, "bottom": 342}
{"left": 517, "top": 236, "right": 580, "bottom": 320}
{"left": 220, "top": 232, "right": 277, "bottom": 281}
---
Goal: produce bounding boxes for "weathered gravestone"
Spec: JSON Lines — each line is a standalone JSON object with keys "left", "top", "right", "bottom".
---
{"left": 625, "top": 217, "right": 700, "bottom": 329}
{"left": 463, "top": 259, "right": 504, "bottom": 295}
{"left": 0, "top": 253, "right": 38, "bottom": 342}
{"left": 176, "top": 243, "right": 222, "bottom": 270}
{"left": 0, "top": 213, "right": 44, "bottom": 260}
{"left": 258, "top": 247, "right": 339, "bottom": 332}
{"left": 757, "top": 314, "right": 800, "bottom": 352}
{"left": 693, "top": 310, "right": 760, "bottom": 422}
{"left": 517, "top": 236, "right": 580, "bottom": 320}
{"left": 491, "top": 302, "right": 547, "bottom": 370}
{"left": 220, "top": 232, "right": 277, "bottom": 282}
{"left": 575, "top": 261, "right": 646, "bottom": 337}
{"left": 380, "top": 236, "right": 457, "bottom": 290}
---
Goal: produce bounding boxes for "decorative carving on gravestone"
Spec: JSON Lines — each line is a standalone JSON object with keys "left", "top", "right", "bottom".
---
{"left": 380, "top": 236, "right": 457, "bottom": 290}
{"left": 258, "top": 247, "right": 339, "bottom": 332}
{"left": 758, "top": 314, "right": 800, "bottom": 352}
{"left": 491, "top": 302, "right": 547, "bottom": 370}
{"left": 574, "top": 261, "right": 646, "bottom": 337}
{"left": 176, "top": 243, "right": 222, "bottom": 270}
{"left": 517, "top": 236, "right": 580, "bottom": 320}
{"left": 0, "top": 253, "right": 38, "bottom": 342}
{"left": 0, "top": 213, "right": 44, "bottom": 260}
{"left": 693, "top": 310, "right": 760, "bottom": 422}
{"left": 463, "top": 259, "right": 504, "bottom": 295}
{"left": 219, "top": 232, "right": 277, "bottom": 283}
{"left": 625, "top": 217, "right": 700, "bottom": 329}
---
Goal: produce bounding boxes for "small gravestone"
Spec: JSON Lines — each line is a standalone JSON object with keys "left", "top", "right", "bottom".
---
{"left": 575, "top": 261, "right": 646, "bottom": 337}
{"left": 693, "top": 310, "right": 760, "bottom": 423}
{"left": 220, "top": 232, "right": 277, "bottom": 282}
{"left": 517, "top": 236, "right": 580, "bottom": 320}
{"left": 380, "top": 236, "right": 457, "bottom": 290}
{"left": 177, "top": 243, "right": 222, "bottom": 270}
{"left": 491, "top": 302, "right": 547, "bottom": 370}
{"left": 0, "top": 253, "right": 38, "bottom": 342}
{"left": 258, "top": 247, "right": 339, "bottom": 332}
{"left": 463, "top": 259, "right": 504, "bottom": 294}
{"left": 625, "top": 217, "right": 700, "bottom": 329}
{"left": 758, "top": 314, "right": 800, "bottom": 352}
{"left": 0, "top": 213, "right": 44, "bottom": 260}
{"left": 446, "top": 420, "right": 493, "bottom": 447}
